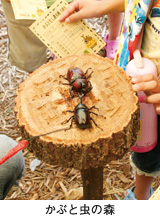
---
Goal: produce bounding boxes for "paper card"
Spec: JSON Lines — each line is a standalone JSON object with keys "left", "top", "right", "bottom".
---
{"left": 10, "top": 0, "right": 47, "bottom": 20}
{"left": 29, "top": 0, "right": 106, "bottom": 58}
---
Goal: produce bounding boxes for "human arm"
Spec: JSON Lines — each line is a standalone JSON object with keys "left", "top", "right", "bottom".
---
{"left": 130, "top": 0, "right": 159, "bottom": 112}
{"left": 132, "top": 74, "right": 160, "bottom": 115}
{"left": 59, "top": 0, "right": 125, "bottom": 23}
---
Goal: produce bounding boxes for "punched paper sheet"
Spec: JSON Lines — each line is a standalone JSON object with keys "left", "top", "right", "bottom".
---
{"left": 29, "top": 0, "right": 106, "bottom": 58}
{"left": 10, "top": 0, "right": 47, "bottom": 20}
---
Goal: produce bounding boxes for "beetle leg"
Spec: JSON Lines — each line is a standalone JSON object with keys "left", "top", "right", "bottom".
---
{"left": 90, "top": 118, "right": 103, "bottom": 131}
{"left": 85, "top": 68, "right": 93, "bottom": 79}
{"left": 59, "top": 80, "right": 71, "bottom": 86}
{"left": 59, "top": 75, "right": 68, "bottom": 80}
{"left": 89, "top": 106, "right": 99, "bottom": 111}
{"left": 90, "top": 111, "right": 106, "bottom": 119}
{"left": 86, "top": 71, "right": 93, "bottom": 79}
{"left": 62, "top": 83, "right": 71, "bottom": 86}
{"left": 62, "top": 110, "right": 74, "bottom": 113}
{"left": 82, "top": 81, "right": 92, "bottom": 95}
{"left": 88, "top": 81, "right": 92, "bottom": 87}
{"left": 90, "top": 110, "right": 106, "bottom": 119}
{"left": 89, "top": 111, "right": 99, "bottom": 116}
{"left": 69, "top": 117, "right": 74, "bottom": 129}
{"left": 86, "top": 81, "right": 93, "bottom": 92}
{"left": 61, "top": 116, "right": 74, "bottom": 125}
{"left": 70, "top": 88, "right": 75, "bottom": 98}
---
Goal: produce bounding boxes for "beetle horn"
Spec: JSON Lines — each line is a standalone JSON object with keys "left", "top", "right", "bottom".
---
{"left": 78, "top": 93, "right": 84, "bottom": 103}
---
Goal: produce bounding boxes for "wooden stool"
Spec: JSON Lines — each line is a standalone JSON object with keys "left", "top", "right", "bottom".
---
{"left": 15, "top": 54, "right": 140, "bottom": 199}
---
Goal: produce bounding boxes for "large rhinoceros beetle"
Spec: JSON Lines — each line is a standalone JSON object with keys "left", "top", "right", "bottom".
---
{"left": 59, "top": 67, "right": 93, "bottom": 97}
{"left": 62, "top": 95, "right": 103, "bottom": 130}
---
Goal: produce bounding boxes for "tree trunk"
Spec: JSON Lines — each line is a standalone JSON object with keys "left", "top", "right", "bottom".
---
{"left": 81, "top": 166, "right": 103, "bottom": 200}
{"left": 15, "top": 54, "right": 140, "bottom": 170}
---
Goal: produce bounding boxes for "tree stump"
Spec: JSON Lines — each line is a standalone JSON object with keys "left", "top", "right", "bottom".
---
{"left": 15, "top": 54, "right": 140, "bottom": 199}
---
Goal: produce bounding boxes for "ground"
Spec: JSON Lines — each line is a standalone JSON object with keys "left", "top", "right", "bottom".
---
{"left": 0, "top": 1, "right": 160, "bottom": 200}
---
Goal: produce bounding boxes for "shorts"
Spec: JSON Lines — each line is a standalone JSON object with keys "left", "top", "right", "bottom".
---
{"left": 131, "top": 115, "right": 160, "bottom": 177}
{"left": 1, "top": 0, "right": 47, "bottom": 72}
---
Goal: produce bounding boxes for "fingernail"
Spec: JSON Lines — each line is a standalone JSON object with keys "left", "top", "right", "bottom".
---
{"left": 131, "top": 77, "right": 139, "bottom": 83}
{"left": 65, "top": 18, "right": 70, "bottom": 23}
{"left": 132, "top": 84, "right": 140, "bottom": 91}
{"left": 156, "top": 106, "right": 160, "bottom": 114}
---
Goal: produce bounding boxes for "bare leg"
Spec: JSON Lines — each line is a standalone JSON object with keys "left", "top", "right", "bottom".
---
{"left": 134, "top": 172, "right": 154, "bottom": 200}
{"left": 108, "top": 13, "right": 124, "bottom": 40}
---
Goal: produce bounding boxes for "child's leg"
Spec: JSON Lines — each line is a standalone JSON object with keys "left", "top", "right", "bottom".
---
{"left": 124, "top": 141, "right": 160, "bottom": 200}
{"left": 108, "top": 13, "right": 124, "bottom": 40}
{"left": 1, "top": 0, "right": 47, "bottom": 72}
{"left": 134, "top": 173, "right": 154, "bottom": 200}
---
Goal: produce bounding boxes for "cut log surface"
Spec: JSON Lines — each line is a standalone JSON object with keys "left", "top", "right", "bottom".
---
{"left": 15, "top": 54, "right": 140, "bottom": 169}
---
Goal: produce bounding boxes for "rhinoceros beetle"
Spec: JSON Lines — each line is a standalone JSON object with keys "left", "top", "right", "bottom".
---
{"left": 59, "top": 67, "right": 93, "bottom": 97}
{"left": 62, "top": 95, "right": 103, "bottom": 130}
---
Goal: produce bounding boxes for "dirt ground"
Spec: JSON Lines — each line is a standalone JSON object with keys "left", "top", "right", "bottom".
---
{"left": 0, "top": 1, "right": 160, "bottom": 200}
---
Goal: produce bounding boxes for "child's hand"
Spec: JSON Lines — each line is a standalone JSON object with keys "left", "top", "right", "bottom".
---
{"left": 131, "top": 74, "right": 160, "bottom": 114}
{"left": 59, "top": 0, "right": 125, "bottom": 23}
{"left": 59, "top": 0, "right": 101, "bottom": 23}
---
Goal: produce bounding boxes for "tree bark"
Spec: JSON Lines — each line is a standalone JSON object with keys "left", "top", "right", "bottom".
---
{"left": 15, "top": 54, "right": 140, "bottom": 170}
{"left": 81, "top": 166, "right": 103, "bottom": 200}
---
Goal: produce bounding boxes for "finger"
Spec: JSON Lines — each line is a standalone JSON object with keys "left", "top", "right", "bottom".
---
{"left": 59, "top": 2, "right": 78, "bottom": 22}
{"left": 131, "top": 74, "right": 156, "bottom": 84}
{"left": 132, "top": 80, "right": 159, "bottom": 92}
{"left": 144, "top": 93, "right": 160, "bottom": 104}
{"left": 155, "top": 104, "right": 160, "bottom": 115}
{"left": 64, "top": 9, "right": 87, "bottom": 23}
